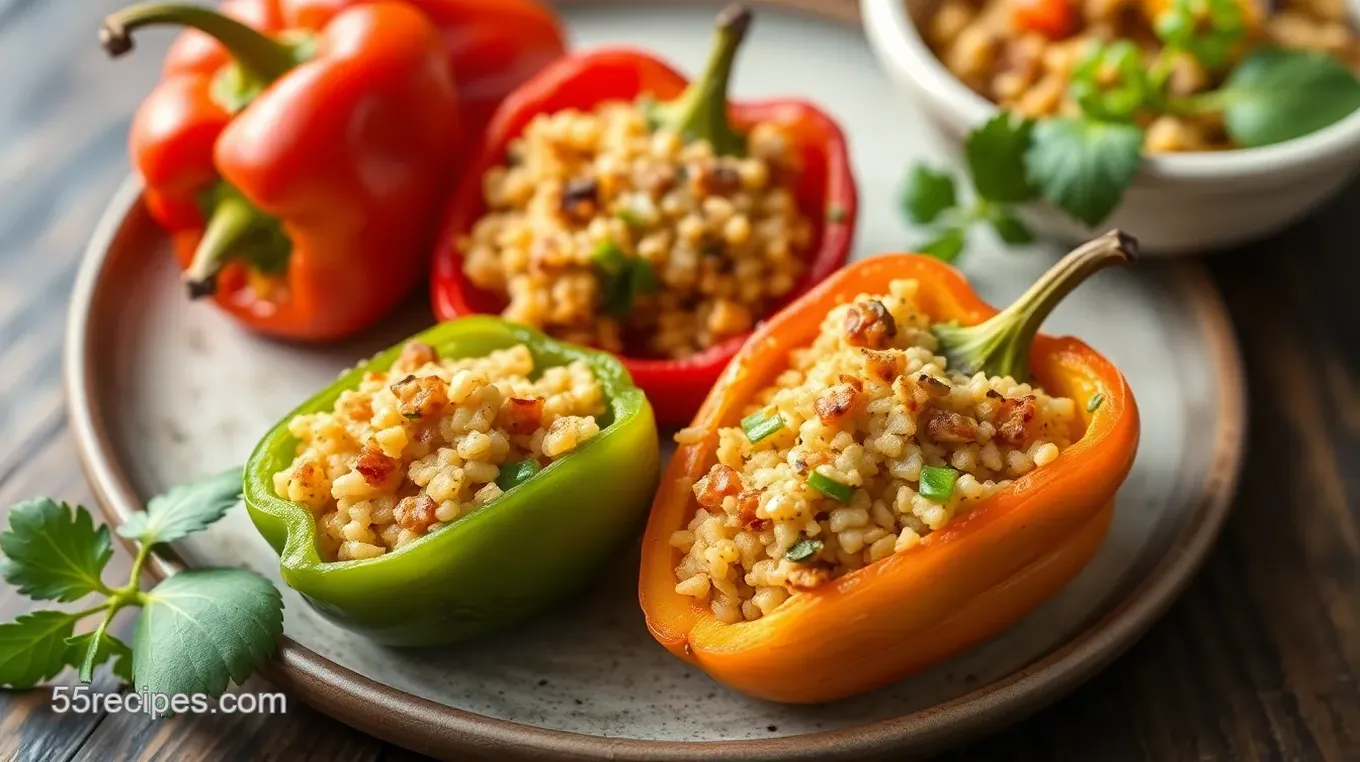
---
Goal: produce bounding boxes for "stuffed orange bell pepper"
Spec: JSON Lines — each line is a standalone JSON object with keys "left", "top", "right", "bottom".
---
{"left": 639, "top": 231, "right": 1141, "bottom": 703}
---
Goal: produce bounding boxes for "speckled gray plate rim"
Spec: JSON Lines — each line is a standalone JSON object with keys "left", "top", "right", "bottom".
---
{"left": 64, "top": 3, "right": 1247, "bottom": 760}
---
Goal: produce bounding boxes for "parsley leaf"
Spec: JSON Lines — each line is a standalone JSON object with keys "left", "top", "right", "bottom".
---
{"left": 965, "top": 113, "right": 1037, "bottom": 203}
{"left": 134, "top": 568, "right": 283, "bottom": 708}
{"left": 989, "top": 211, "right": 1035, "bottom": 245}
{"left": 1025, "top": 117, "right": 1144, "bottom": 227}
{"left": 901, "top": 165, "right": 957, "bottom": 224}
{"left": 1215, "top": 49, "right": 1360, "bottom": 148}
{"left": 0, "top": 499, "right": 112, "bottom": 602}
{"left": 785, "top": 538, "right": 823, "bottom": 563}
{"left": 67, "top": 628, "right": 134, "bottom": 684}
{"left": 0, "top": 611, "right": 82, "bottom": 688}
{"left": 118, "top": 468, "right": 242, "bottom": 546}
{"left": 918, "top": 227, "right": 967, "bottom": 263}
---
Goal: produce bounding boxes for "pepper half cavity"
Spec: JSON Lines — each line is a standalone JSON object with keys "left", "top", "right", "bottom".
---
{"left": 272, "top": 341, "right": 605, "bottom": 561}
{"left": 460, "top": 102, "right": 812, "bottom": 358}
{"left": 670, "top": 280, "right": 1080, "bottom": 624}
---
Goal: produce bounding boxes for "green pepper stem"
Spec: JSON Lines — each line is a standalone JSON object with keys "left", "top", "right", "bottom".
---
{"left": 933, "top": 230, "right": 1139, "bottom": 382}
{"left": 647, "top": 4, "right": 751, "bottom": 156}
{"left": 184, "top": 192, "right": 272, "bottom": 299}
{"left": 101, "top": 3, "right": 295, "bottom": 84}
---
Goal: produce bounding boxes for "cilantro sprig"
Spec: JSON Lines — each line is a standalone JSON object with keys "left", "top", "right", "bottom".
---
{"left": 901, "top": 114, "right": 1037, "bottom": 262}
{"left": 0, "top": 470, "right": 283, "bottom": 711}
{"left": 903, "top": 9, "right": 1360, "bottom": 261}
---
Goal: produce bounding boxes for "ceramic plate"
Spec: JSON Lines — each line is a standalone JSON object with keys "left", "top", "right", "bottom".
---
{"left": 66, "top": 2, "right": 1246, "bottom": 760}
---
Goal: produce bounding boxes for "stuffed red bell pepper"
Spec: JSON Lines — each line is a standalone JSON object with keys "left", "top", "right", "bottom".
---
{"left": 430, "top": 4, "right": 858, "bottom": 425}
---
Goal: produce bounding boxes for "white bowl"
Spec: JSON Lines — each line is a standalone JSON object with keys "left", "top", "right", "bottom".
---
{"left": 861, "top": 0, "right": 1360, "bottom": 253}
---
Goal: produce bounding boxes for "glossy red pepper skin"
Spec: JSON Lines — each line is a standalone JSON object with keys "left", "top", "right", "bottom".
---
{"left": 430, "top": 49, "right": 858, "bottom": 426}
{"left": 285, "top": 0, "right": 566, "bottom": 149}
{"left": 129, "top": 1, "right": 460, "bottom": 341}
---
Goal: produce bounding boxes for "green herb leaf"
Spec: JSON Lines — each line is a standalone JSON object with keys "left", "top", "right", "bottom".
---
{"left": 919, "top": 465, "right": 960, "bottom": 503}
{"left": 827, "top": 205, "right": 849, "bottom": 223}
{"left": 989, "top": 211, "right": 1035, "bottom": 245}
{"left": 740, "top": 411, "right": 785, "bottom": 443}
{"left": 901, "top": 165, "right": 957, "bottom": 224}
{"left": 67, "top": 628, "right": 133, "bottom": 684}
{"left": 918, "top": 228, "right": 967, "bottom": 263}
{"left": 807, "top": 470, "right": 854, "bottom": 503}
{"left": 1216, "top": 49, "right": 1360, "bottom": 148}
{"left": 1025, "top": 117, "right": 1143, "bottom": 227}
{"left": 1069, "top": 41, "right": 1153, "bottom": 122}
{"left": 616, "top": 207, "right": 647, "bottom": 229}
{"left": 1155, "top": 0, "right": 1246, "bottom": 70}
{"left": 784, "top": 538, "right": 823, "bottom": 563}
{"left": 631, "top": 258, "right": 659, "bottom": 295}
{"left": 1086, "top": 392, "right": 1106, "bottom": 412}
{"left": 0, "top": 610, "right": 82, "bottom": 688}
{"left": 495, "top": 459, "right": 541, "bottom": 492}
{"left": 0, "top": 499, "right": 113, "bottom": 602}
{"left": 134, "top": 568, "right": 283, "bottom": 709}
{"left": 118, "top": 468, "right": 243, "bottom": 547}
{"left": 592, "top": 239, "right": 628, "bottom": 276}
{"left": 593, "top": 240, "right": 657, "bottom": 318}
{"left": 965, "top": 113, "right": 1037, "bottom": 203}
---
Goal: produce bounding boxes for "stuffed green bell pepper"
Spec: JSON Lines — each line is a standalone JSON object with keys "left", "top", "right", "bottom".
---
{"left": 243, "top": 316, "right": 659, "bottom": 646}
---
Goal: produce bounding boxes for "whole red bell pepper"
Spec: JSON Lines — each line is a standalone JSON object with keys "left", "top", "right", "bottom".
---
{"left": 430, "top": 5, "right": 857, "bottom": 425}
{"left": 105, "top": 1, "right": 461, "bottom": 341}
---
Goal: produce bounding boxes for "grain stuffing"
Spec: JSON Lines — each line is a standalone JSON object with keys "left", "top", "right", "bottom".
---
{"left": 460, "top": 101, "right": 813, "bottom": 358}
{"left": 273, "top": 341, "right": 605, "bottom": 561}
{"left": 670, "top": 279, "right": 1081, "bottom": 623}
{"left": 927, "top": 0, "right": 1360, "bottom": 151}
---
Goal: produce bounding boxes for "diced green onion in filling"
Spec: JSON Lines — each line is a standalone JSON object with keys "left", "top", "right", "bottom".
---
{"left": 740, "top": 410, "right": 785, "bottom": 443}
{"left": 1086, "top": 392, "right": 1105, "bottom": 412}
{"left": 592, "top": 239, "right": 628, "bottom": 275}
{"left": 593, "top": 239, "right": 658, "bottom": 317}
{"left": 919, "top": 465, "right": 959, "bottom": 503}
{"left": 785, "top": 537, "right": 823, "bottom": 562}
{"left": 616, "top": 207, "right": 646, "bottom": 228}
{"left": 496, "top": 459, "right": 541, "bottom": 491}
{"left": 807, "top": 470, "right": 853, "bottom": 503}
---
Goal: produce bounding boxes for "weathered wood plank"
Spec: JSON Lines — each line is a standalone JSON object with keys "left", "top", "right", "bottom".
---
{"left": 67, "top": 677, "right": 384, "bottom": 762}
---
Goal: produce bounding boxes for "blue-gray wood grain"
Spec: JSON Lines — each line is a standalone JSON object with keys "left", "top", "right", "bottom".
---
{"left": 0, "top": 0, "right": 1355, "bottom": 760}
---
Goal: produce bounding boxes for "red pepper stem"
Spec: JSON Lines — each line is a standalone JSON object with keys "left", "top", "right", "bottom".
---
{"left": 648, "top": 4, "right": 751, "bottom": 156}
{"left": 100, "top": 3, "right": 295, "bottom": 84}
{"left": 184, "top": 192, "right": 270, "bottom": 299}
{"left": 933, "top": 230, "right": 1139, "bottom": 382}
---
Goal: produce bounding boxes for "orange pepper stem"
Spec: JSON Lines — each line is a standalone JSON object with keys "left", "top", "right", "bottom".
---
{"left": 184, "top": 190, "right": 287, "bottom": 299}
{"left": 100, "top": 2, "right": 296, "bottom": 84}
{"left": 645, "top": 3, "right": 751, "bottom": 156}
{"left": 933, "top": 229, "right": 1139, "bottom": 381}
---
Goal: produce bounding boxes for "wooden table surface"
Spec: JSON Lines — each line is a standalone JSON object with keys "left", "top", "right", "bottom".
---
{"left": 1, "top": 0, "right": 1357, "bottom": 760}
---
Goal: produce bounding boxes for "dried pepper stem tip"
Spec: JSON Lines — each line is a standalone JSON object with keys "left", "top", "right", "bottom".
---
{"left": 99, "top": 3, "right": 295, "bottom": 82}
{"left": 183, "top": 191, "right": 285, "bottom": 300}
{"left": 99, "top": 20, "right": 134, "bottom": 56}
{"left": 933, "top": 229, "right": 1138, "bottom": 382}
{"left": 717, "top": 3, "right": 754, "bottom": 39}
